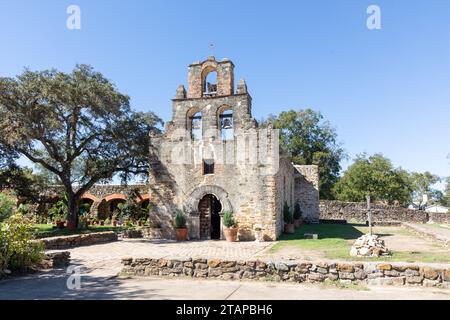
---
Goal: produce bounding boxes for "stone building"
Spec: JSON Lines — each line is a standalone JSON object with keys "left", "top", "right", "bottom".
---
{"left": 148, "top": 57, "right": 319, "bottom": 241}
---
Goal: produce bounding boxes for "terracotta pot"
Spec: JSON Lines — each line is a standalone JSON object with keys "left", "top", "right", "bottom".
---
{"left": 175, "top": 228, "right": 188, "bottom": 241}
{"left": 284, "top": 223, "right": 295, "bottom": 234}
{"left": 67, "top": 221, "right": 77, "bottom": 230}
{"left": 294, "top": 219, "right": 301, "bottom": 228}
{"left": 224, "top": 227, "right": 238, "bottom": 242}
{"left": 56, "top": 221, "right": 66, "bottom": 229}
{"left": 100, "top": 221, "right": 105, "bottom": 226}
{"left": 112, "top": 220, "right": 117, "bottom": 227}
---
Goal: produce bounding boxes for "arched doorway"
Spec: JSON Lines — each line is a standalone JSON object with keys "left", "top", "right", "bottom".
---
{"left": 198, "top": 194, "right": 222, "bottom": 240}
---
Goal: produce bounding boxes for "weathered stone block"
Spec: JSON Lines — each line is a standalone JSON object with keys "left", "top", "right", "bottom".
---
{"left": 316, "top": 267, "right": 328, "bottom": 274}
{"left": 406, "top": 275, "right": 424, "bottom": 284}
{"left": 423, "top": 279, "right": 439, "bottom": 287}
{"left": 368, "top": 277, "right": 405, "bottom": 286}
{"left": 421, "top": 267, "right": 439, "bottom": 280}
{"left": 336, "top": 263, "right": 354, "bottom": 273}
{"left": 376, "top": 263, "right": 392, "bottom": 271}
{"left": 307, "top": 273, "right": 325, "bottom": 282}
{"left": 339, "top": 272, "right": 355, "bottom": 280}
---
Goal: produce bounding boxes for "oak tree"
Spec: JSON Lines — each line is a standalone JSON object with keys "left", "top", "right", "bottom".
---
{"left": 0, "top": 65, "right": 162, "bottom": 228}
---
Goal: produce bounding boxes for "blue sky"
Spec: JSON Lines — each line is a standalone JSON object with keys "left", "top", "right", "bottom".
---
{"left": 0, "top": 0, "right": 449, "bottom": 186}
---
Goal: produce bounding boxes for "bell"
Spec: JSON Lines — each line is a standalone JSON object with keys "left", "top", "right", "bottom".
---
{"left": 192, "top": 119, "right": 201, "bottom": 129}
{"left": 222, "top": 118, "right": 233, "bottom": 129}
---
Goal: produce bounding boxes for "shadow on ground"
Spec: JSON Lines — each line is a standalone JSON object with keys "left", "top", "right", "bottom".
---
{"left": 279, "top": 223, "right": 366, "bottom": 241}
{"left": 0, "top": 269, "right": 165, "bottom": 300}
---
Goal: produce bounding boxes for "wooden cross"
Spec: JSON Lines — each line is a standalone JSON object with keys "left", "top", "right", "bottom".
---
{"left": 366, "top": 195, "right": 372, "bottom": 236}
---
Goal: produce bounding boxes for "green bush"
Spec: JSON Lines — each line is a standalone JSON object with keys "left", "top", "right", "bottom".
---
{"left": 48, "top": 198, "right": 68, "bottom": 222}
{"left": 0, "top": 193, "right": 16, "bottom": 222}
{"left": 0, "top": 214, "right": 44, "bottom": 274}
{"left": 223, "top": 211, "right": 236, "bottom": 228}
{"left": 293, "top": 203, "right": 302, "bottom": 220}
{"left": 174, "top": 210, "right": 187, "bottom": 229}
{"left": 283, "top": 202, "right": 293, "bottom": 224}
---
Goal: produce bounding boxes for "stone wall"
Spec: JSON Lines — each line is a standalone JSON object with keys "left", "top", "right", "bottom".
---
{"left": 319, "top": 200, "right": 429, "bottom": 224}
{"left": 121, "top": 257, "right": 450, "bottom": 289}
{"left": 148, "top": 57, "right": 319, "bottom": 241}
{"left": 37, "top": 231, "right": 118, "bottom": 250}
{"left": 40, "top": 251, "right": 71, "bottom": 268}
{"left": 429, "top": 212, "right": 450, "bottom": 224}
{"left": 294, "top": 165, "right": 319, "bottom": 223}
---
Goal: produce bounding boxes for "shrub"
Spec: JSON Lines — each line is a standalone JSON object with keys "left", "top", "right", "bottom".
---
{"left": 48, "top": 198, "right": 68, "bottom": 222}
{"left": 293, "top": 203, "right": 302, "bottom": 220}
{"left": 174, "top": 210, "right": 187, "bottom": 229}
{"left": 0, "top": 193, "right": 16, "bottom": 222}
{"left": 283, "top": 202, "right": 293, "bottom": 224}
{"left": 223, "top": 211, "right": 236, "bottom": 228}
{"left": 0, "top": 214, "right": 44, "bottom": 274}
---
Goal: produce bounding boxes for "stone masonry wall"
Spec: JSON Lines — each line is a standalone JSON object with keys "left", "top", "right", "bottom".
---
{"left": 429, "top": 212, "right": 450, "bottom": 224}
{"left": 37, "top": 231, "right": 118, "bottom": 250}
{"left": 294, "top": 165, "right": 320, "bottom": 223}
{"left": 319, "top": 200, "right": 429, "bottom": 224}
{"left": 122, "top": 257, "right": 450, "bottom": 289}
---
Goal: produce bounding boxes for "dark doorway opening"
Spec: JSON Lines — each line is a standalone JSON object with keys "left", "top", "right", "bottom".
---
{"left": 198, "top": 194, "right": 222, "bottom": 240}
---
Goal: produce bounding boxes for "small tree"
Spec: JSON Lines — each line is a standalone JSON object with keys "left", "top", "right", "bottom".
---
{"left": 0, "top": 65, "right": 163, "bottom": 229}
{"left": 0, "top": 214, "right": 44, "bottom": 274}
{"left": 0, "top": 193, "right": 16, "bottom": 222}
{"left": 283, "top": 202, "right": 293, "bottom": 224}
{"left": 174, "top": 210, "right": 187, "bottom": 229}
{"left": 293, "top": 203, "right": 302, "bottom": 221}
{"left": 223, "top": 211, "right": 236, "bottom": 228}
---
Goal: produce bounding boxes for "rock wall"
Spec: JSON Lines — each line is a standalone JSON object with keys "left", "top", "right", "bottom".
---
{"left": 40, "top": 251, "right": 71, "bottom": 268}
{"left": 319, "top": 200, "right": 429, "bottom": 224}
{"left": 38, "top": 231, "right": 118, "bottom": 250}
{"left": 294, "top": 165, "right": 320, "bottom": 223}
{"left": 121, "top": 257, "right": 450, "bottom": 289}
{"left": 428, "top": 212, "right": 450, "bottom": 224}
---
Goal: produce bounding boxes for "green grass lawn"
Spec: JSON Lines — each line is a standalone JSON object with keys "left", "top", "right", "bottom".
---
{"left": 33, "top": 224, "right": 124, "bottom": 239}
{"left": 270, "top": 223, "right": 450, "bottom": 263}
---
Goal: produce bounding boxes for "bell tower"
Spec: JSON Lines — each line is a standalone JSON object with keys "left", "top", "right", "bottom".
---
{"left": 187, "top": 56, "right": 235, "bottom": 99}
{"left": 169, "top": 57, "right": 254, "bottom": 140}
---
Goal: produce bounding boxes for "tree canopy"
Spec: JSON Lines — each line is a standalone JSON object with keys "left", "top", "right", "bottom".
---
{"left": 333, "top": 153, "right": 413, "bottom": 205}
{"left": 271, "top": 109, "right": 346, "bottom": 199}
{"left": 409, "top": 171, "right": 442, "bottom": 205}
{"left": 0, "top": 65, "right": 162, "bottom": 228}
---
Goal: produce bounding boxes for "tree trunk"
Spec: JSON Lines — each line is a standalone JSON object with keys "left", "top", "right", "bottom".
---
{"left": 67, "top": 193, "right": 79, "bottom": 230}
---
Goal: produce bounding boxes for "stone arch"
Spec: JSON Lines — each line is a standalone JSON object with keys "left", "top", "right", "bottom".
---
{"left": 135, "top": 193, "right": 151, "bottom": 203}
{"left": 81, "top": 193, "right": 99, "bottom": 203}
{"left": 104, "top": 193, "right": 127, "bottom": 202}
{"left": 201, "top": 64, "right": 218, "bottom": 96}
{"left": 217, "top": 104, "right": 234, "bottom": 139}
{"left": 187, "top": 107, "right": 202, "bottom": 140}
{"left": 185, "top": 185, "right": 232, "bottom": 215}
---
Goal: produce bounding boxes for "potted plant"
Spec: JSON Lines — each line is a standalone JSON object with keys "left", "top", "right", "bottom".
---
{"left": 254, "top": 226, "right": 263, "bottom": 242}
{"left": 223, "top": 211, "right": 238, "bottom": 242}
{"left": 49, "top": 198, "right": 67, "bottom": 229}
{"left": 111, "top": 214, "right": 118, "bottom": 227}
{"left": 293, "top": 203, "right": 302, "bottom": 228}
{"left": 174, "top": 210, "right": 188, "bottom": 241}
{"left": 283, "top": 202, "right": 295, "bottom": 234}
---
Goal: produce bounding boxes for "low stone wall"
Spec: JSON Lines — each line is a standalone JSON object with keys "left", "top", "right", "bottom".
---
{"left": 429, "top": 212, "right": 450, "bottom": 224}
{"left": 319, "top": 200, "right": 429, "bottom": 224}
{"left": 40, "top": 251, "right": 71, "bottom": 268}
{"left": 121, "top": 257, "right": 450, "bottom": 289}
{"left": 38, "top": 231, "right": 118, "bottom": 250}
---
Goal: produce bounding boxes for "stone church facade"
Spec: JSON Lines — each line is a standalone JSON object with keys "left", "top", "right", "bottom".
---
{"left": 148, "top": 57, "right": 319, "bottom": 241}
